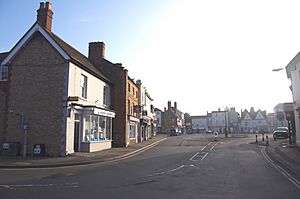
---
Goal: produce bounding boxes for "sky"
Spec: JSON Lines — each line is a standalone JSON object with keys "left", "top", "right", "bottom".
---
{"left": 0, "top": 0, "right": 298, "bottom": 115}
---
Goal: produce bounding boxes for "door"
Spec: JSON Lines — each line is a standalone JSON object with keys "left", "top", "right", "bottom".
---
{"left": 74, "top": 121, "right": 80, "bottom": 152}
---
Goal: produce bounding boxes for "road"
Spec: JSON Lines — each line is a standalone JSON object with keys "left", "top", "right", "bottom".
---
{"left": 0, "top": 134, "right": 299, "bottom": 199}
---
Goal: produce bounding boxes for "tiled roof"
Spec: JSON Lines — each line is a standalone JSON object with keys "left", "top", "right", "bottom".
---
{"left": 45, "top": 29, "right": 111, "bottom": 83}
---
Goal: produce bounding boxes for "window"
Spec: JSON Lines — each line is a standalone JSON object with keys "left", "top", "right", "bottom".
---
{"left": 83, "top": 115, "right": 112, "bottom": 142}
{"left": 132, "top": 87, "right": 135, "bottom": 96}
{"left": 128, "top": 83, "right": 130, "bottom": 92}
{"left": 128, "top": 100, "right": 131, "bottom": 115}
{"left": 129, "top": 124, "right": 137, "bottom": 138}
{"left": 0, "top": 64, "right": 8, "bottom": 81}
{"left": 80, "top": 74, "right": 87, "bottom": 99}
{"left": 103, "top": 85, "right": 109, "bottom": 107}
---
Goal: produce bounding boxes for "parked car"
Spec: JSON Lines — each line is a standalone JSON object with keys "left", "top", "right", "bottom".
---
{"left": 273, "top": 127, "right": 289, "bottom": 140}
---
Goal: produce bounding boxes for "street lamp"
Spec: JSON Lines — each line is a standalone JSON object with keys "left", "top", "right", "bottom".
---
{"left": 272, "top": 68, "right": 284, "bottom": 72}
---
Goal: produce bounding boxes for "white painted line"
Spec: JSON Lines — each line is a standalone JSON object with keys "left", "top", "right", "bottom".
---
{"left": 0, "top": 182, "right": 79, "bottom": 190}
{"left": 201, "top": 153, "right": 209, "bottom": 161}
{"left": 189, "top": 152, "right": 200, "bottom": 161}
{"left": 261, "top": 147, "right": 300, "bottom": 190}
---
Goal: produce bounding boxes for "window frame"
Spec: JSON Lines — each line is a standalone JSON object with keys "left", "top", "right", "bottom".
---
{"left": 0, "top": 64, "right": 8, "bottom": 81}
{"left": 80, "top": 74, "right": 87, "bottom": 99}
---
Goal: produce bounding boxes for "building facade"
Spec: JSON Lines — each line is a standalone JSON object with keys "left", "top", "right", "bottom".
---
{"left": 211, "top": 110, "right": 229, "bottom": 133}
{"left": 162, "top": 101, "right": 185, "bottom": 133}
{"left": 191, "top": 116, "right": 208, "bottom": 133}
{"left": 0, "top": 2, "right": 115, "bottom": 156}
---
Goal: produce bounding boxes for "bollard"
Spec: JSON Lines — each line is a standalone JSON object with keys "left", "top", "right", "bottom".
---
{"left": 266, "top": 135, "right": 269, "bottom": 146}
{"left": 262, "top": 133, "right": 264, "bottom": 142}
{"left": 256, "top": 134, "right": 258, "bottom": 143}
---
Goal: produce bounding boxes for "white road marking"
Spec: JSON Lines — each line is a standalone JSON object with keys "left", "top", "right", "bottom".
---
{"left": 189, "top": 152, "right": 200, "bottom": 161}
{"left": 261, "top": 147, "right": 300, "bottom": 190}
{"left": 0, "top": 182, "right": 79, "bottom": 190}
{"left": 201, "top": 153, "right": 209, "bottom": 161}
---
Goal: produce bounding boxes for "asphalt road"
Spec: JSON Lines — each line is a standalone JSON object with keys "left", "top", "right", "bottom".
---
{"left": 0, "top": 134, "right": 299, "bottom": 199}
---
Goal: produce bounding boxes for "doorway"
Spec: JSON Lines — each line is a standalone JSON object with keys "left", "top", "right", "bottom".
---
{"left": 74, "top": 121, "right": 80, "bottom": 152}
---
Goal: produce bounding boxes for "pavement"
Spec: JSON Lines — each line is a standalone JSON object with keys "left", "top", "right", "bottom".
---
{"left": 253, "top": 134, "right": 300, "bottom": 179}
{"left": 0, "top": 135, "right": 167, "bottom": 169}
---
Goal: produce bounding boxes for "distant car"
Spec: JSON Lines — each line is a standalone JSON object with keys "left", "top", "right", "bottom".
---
{"left": 170, "top": 129, "right": 181, "bottom": 136}
{"left": 273, "top": 127, "right": 289, "bottom": 140}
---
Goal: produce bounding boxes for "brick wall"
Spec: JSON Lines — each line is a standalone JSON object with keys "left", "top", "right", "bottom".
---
{"left": 6, "top": 32, "right": 67, "bottom": 156}
{"left": 93, "top": 61, "right": 128, "bottom": 147}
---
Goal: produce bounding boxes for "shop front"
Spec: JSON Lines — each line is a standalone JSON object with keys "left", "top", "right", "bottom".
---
{"left": 78, "top": 106, "right": 115, "bottom": 152}
{"left": 128, "top": 116, "right": 139, "bottom": 145}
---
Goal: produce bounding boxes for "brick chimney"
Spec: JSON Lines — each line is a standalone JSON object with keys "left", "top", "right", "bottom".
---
{"left": 174, "top": 102, "right": 177, "bottom": 110}
{"left": 88, "top": 42, "right": 105, "bottom": 62}
{"left": 37, "top": 2, "right": 53, "bottom": 32}
{"left": 167, "top": 101, "right": 171, "bottom": 110}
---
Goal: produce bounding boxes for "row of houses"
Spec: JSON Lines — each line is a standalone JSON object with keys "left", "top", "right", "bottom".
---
{"left": 0, "top": 2, "right": 155, "bottom": 156}
{"left": 155, "top": 105, "right": 290, "bottom": 134}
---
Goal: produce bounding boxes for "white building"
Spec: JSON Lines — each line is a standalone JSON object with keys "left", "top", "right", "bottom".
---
{"left": 136, "top": 80, "right": 154, "bottom": 141}
{"left": 211, "top": 110, "right": 229, "bottom": 133}
{"left": 286, "top": 52, "right": 300, "bottom": 146}
{"left": 191, "top": 116, "right": 208, "bottom": 133}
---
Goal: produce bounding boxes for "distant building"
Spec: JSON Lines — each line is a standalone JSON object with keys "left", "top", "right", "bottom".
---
{"left": 227, "top": 107, "right": 240, "bottom": 133}
{"left": 211, "top": 109, "right": 228, "bottom": 133}
{"left": 155, "top": 108, "right": 163, "bottom": 134}
{"left": 184, "top": 113, "right": 192, "bottom": 133}
{"left": 191, "top": 116, "right": 208, "bottom": 133}
{"left": 162, "top": 101, "right": 185, "bottom": 133}
{"left": 241, "top": 107, "right": 268, "bottom": 133}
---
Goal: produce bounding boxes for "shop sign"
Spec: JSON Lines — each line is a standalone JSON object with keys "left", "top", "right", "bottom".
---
{"left": 129, "top": 116, "right": 140, "bottom": 123}
{"left": 68, "top": 96, "right": 79, "bottom": 101}
{"left": 94, "top": 108, "right": 115, "bottom": 118}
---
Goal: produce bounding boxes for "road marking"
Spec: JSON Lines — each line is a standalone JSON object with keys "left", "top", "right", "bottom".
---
{"left": 189, "top": 152, "right": 200, "bottom": 161}
{"left": 0, "top": 182, "right": 79, "bottom": 190}
{"left": 147, "top": 165, "right": 186, "bottom": 177}
{"left": 201, "top": 153, "right": 209, "bottom": 161}
{"left": 261, "top": 147, "right": 300, "bottom": 190}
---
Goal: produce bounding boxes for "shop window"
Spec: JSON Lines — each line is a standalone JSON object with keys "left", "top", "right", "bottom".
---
{"left": 83, "top": 115, "right": 112, "bottom": 142}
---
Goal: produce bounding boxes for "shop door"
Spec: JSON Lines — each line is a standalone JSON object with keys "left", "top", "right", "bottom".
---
{"left": 74, "top": 121, "right": 80, "bottom": 152}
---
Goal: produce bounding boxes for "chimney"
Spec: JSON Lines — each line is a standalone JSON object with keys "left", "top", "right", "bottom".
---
{"left": 88, "top": 42, "right": 105, "bottom": 62}
{"left": 37, "top": 2, "right": 53, "bottom": 32}
{"left": 167, "top": 101, "right": 171, "bottom": 110}
{"left": 174, "top": 102, "right": 177, "bottom": 110}
{"left": 164, "top": 107, "right": 166, "bottom": 112}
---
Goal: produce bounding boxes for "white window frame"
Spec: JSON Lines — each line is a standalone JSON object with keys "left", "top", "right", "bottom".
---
{"left": 0, "top": 64, "right": 8, "bottom": 81}
{"left": 80, "top": 74, "right": 87, "bottom": 99}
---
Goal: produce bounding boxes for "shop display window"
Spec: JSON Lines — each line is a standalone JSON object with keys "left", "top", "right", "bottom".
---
{"left": 83, "top": 115, "right": 112, "bottom": 142}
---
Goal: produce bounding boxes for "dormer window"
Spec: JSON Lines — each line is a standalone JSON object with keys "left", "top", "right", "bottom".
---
{"left": 0, "top": 64, "right": 8, "bottom": 81}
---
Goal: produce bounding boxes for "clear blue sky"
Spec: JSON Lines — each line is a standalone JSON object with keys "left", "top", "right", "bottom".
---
{"left": 0, "top": 0, "right": 297, "bottom": 115}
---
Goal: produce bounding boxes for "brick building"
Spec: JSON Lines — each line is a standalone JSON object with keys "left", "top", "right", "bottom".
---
{"left": 87, "top": 42, "right": 140, "bottom": 147}
{"left": 162, "top": 101, "right": 185, "bottom": 133}
{"left": 0, "top": 2, "right": 116, "bottom": 156}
